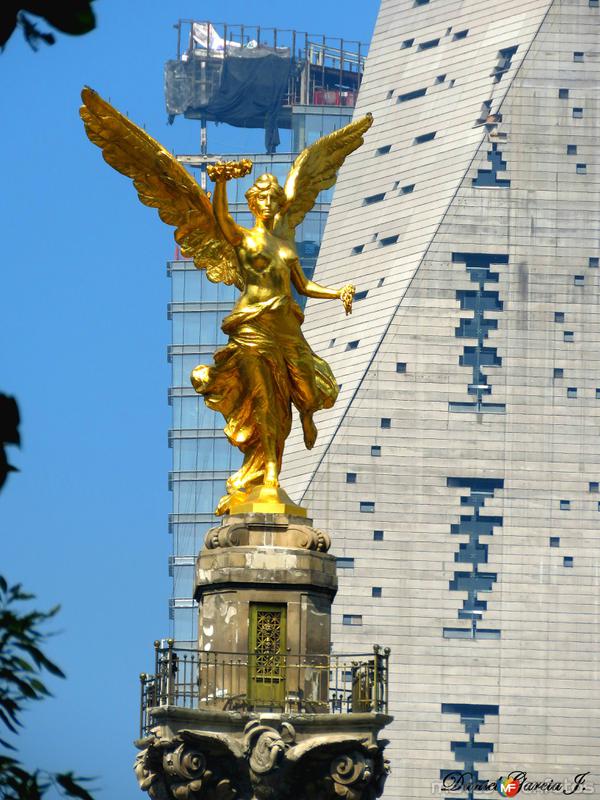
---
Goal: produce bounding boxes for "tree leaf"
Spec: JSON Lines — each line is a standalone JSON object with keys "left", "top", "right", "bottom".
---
{"left": 55, "top": 772, "right": 96, "bottom": 800}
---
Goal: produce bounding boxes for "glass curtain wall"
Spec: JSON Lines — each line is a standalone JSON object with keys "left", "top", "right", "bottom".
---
{"left": 169, "top": 106, "right": 354, "bottom": 640}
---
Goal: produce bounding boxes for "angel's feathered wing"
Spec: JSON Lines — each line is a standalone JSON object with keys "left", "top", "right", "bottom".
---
{"left": 80, "top": 86, "right": 242, "bottom": 288}
{"left": 274, "top": 113, "right": 373, "bottom": 242}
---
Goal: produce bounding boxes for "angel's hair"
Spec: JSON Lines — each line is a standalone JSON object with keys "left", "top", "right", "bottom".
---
{"left": 245, "top": 174, "right": 287, "bottom": 212}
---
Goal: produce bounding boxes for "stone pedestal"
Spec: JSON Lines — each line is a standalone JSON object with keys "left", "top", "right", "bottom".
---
{"left": 136, "top": 513, "right": 392, "bottom": 799}
{"left": 196, "top": 514, "right": 337, "bottom": 700}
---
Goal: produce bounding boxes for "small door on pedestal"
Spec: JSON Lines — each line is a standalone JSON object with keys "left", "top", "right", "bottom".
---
{"left": 248, "top": 603, "right": 287, "bottom": 708}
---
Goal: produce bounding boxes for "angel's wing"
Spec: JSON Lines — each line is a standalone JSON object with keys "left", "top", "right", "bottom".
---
{"left": 274, "top": 113, "right": 373, "bottom": 241}
{"left": 80, "top": 86, "right": 242, "bottom": 288}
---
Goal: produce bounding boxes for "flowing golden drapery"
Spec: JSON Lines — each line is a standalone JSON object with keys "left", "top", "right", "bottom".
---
{"left": 192, "top": 294, "right": 338, "bottom": 515}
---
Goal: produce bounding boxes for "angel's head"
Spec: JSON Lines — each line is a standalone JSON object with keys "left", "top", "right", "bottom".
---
{"left": 245, "top": 174, "right": 287, "bottom": 221}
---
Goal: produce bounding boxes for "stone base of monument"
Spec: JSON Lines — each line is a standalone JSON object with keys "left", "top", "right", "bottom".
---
{"left": 135, "top": 512, "right": 392, "bottom": 800}
{"left": 135, "top": 706, "right": 391, "bottom": 800}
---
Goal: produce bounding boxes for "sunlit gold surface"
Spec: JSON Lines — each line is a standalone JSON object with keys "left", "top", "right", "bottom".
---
{"left": 229, "top": 486, "right": 307, "bottom": 517}
{"left": 80, "top": 86, "right": 372, "bottom": 515}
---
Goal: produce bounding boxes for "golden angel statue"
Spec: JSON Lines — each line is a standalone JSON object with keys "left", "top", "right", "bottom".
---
{"left": 80, "top": 87, "right": 372, "bottom": 515}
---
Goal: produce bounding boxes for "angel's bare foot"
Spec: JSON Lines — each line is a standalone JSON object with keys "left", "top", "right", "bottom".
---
{"left": 301, "top": 412, "right": 318, "bottom": 450}
{"left": 264, "top": 462, "right": 279, "bottom": 488}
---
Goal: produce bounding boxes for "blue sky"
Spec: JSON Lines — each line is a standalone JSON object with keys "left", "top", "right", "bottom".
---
{"left": 0, "top": 1, "right": 377, "bottom": 797}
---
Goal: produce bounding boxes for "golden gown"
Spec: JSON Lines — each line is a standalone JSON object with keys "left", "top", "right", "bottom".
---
{"left": 192, "top": 290, "right": 338, "bottom": 515}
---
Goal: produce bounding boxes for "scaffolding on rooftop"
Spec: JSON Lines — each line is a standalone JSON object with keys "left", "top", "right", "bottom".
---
{"left": 165, "top": 19, "right": 368, "bottom": 131}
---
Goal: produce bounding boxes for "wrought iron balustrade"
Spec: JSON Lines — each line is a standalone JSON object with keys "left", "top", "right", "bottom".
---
{"left": 140, "top": 641, "right": 390, "bottom": 736}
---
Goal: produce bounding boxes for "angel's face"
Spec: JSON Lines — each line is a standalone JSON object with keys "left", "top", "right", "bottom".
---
{"left": 252, "top": 188, "right": 281, "bottom": 221}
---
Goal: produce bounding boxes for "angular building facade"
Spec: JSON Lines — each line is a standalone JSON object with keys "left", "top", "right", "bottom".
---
{"left": 282, "top": 0, "right": 600, "bottom": 795}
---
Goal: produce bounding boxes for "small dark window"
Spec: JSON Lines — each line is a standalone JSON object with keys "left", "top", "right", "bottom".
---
{"left": 371, "top": 445, "right": 382, "bottom": 457}
{"left": 448, "top": 79, "right": 456, "bottom": 88}
{"left": 414, "top": 131, "right": 436, "bottom": 144}
{"left": 415, "top": 0, "right": 430, "bottom": 5}
{"left": 351, "top": 244, "right": 364, "bottom": 255}
{"left": 590, "top": 0, "right": 598, "bottom": 8}
{"left": 574, "top": 275, "right": 585, "bottom": 285}
{"left": 396, "top": 362, "right": 407, "bottom": 373}
{"left": 564, "top": 331, "right": 574, "bottom": 342}
{"left": 435, "top": 74, "right": 447, "bottom": 83}
{"left": 354, "top": 290, "right": 368, "bottom": 301}
{"left": 563, "top": 556, "right": 574, "bottom": 568}
{"left": 375, "top": 145, "right": 391, "bottom": 156}
{"left": 364, "top": 192, "right": 386, "bottom": 205}
{"left": 589, "top": 482, "right": 599, "bottom": 493}
{"left": 360, "top": 501, "right": 375, "bottom": 513}
{"left": 372, "top": 587, "right": 382, "bottom": 598}
{"left": 576, "top": 163, "right": 587, "bottom": 174}
{"left": 337, "top": 557, "right": 355, "bottom": 569}
{"left": 379, "top": 235, "right": 399, "bottom": 247}
{"left": 381, "top": 417, "right": 391, "bottom": 429}
{"left": 452, "top": 29, "right": 469, "bottom": 40}
{"left": 377, "top": 277, "right": 385, "bottom": 287}
{"left": 554, "top": 368, "right": 564, "bottom": 378}
{"left": 567, "top": 144, "right": 577, "bottom": 155}
{"left": 549, "top": 537, "right": 560, "bottom": 547}
{"left": 567, "top": 387, "right": 577, "bottom": 398}
{"left": 373, "top": 530, "right": 384, "bottom": 541}
{"left": 346, "top": 340, "right": 359, "bottom": 351}
{"left": 417, "top": 38, "right": 440, "bottom": 51}
{"left": 574, "top": 51, "right": 584, "bottom": 62}
{"left": 400, "top": 184, "right": 415, "bottom": 194}
{"left": 558, "top": 88, "right": 569, "bottom": 99}
{"left": 554, "top": 311, "right": 564, "bottom": 322}
{"left": 573, "top": 107, "right": 584, "bottom": 118}
{"left": 398, "top": 88, "right": 427, "bottom": 103}
{"left": 560, "top": 499, "right": 571, "bottom": 510}
{"left": 386, "top": 89, "right": 394, "bottom": 99}
{"left": 589, "top": 257, "right": 599, "bottom": 268}
{"left": 595, "top": 388, "right": 600, "bottom": 399}
{"left": 401, "top": 38, "right": 415, "bottom": 49}
{"left": 342, "top": 614, "right": 363, "bottom": 626}
{"left": 329, "top": 338, "right": 336, "bottom": 347}
{"left": 346, "top": 472, "right": 357, "bottom": 484}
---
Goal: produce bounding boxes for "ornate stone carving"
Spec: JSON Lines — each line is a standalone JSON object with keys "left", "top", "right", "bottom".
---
{"left": 135, "top": 731, "right": 245, "bottom": 800}
{"left": 243, "top": 720, "right": 288, "bottom": 774}
{"left": 204, "top": 519, "right": 331, "bottom": 552}
{"left": 135, "top": 723, "right": 389, "bottom": 800}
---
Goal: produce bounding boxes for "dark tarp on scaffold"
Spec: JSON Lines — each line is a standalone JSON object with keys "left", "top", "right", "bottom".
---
{"left": 165, "top": 46, "right": 292, "bottom": 153}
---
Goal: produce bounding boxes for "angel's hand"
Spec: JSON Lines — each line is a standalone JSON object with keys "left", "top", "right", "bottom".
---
{"left": 207, "top": 159, "right": 253, "bottom": 182}
{"left": 339, "top": 284, "right": 356, "bottom": 315}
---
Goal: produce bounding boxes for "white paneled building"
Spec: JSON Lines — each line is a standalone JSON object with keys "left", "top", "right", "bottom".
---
{"left": 282, "top": 0, "right": 600, "bottom": 795}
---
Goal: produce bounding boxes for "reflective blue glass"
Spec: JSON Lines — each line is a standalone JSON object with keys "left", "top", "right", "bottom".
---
{"left": 172, "top": 437, "right": 238, "bottom": 472}
{"left": 171, "top": 396, "right": 218, "bottom": 430}
{"left": 172, "top": 479, "right": 227, "bottom": 514}
{"left": 172, "top": 311, "right": 227, "bottom": 345}
{"left": 173, "top": 565, "right": 195, "bottom": 596}
{"left": 172, "top": 269, "right": 203, "bottom": 302}
{"left": 172, "top": 355, "right": 202, "bottom": 387}
{"left": 172, "top": 522, "right": 212, "bottom": 555}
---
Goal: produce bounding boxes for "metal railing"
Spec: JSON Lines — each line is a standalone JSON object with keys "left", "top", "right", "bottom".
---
{"left": 171, "top": 20, "right": 368, "bottom": 108}
{"left": 140, "top": 640, "right": 390, "bottom": 736}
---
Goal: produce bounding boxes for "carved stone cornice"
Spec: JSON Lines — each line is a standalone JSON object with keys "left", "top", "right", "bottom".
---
{"left": 204, "top": 517, "right": 331, "bottom": 553}
{"left": 135, "top": 717, "right": 389, "bottom": 800}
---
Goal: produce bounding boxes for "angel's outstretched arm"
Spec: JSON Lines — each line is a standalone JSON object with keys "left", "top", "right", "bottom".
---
{"left": 290, "top": 259, "right": 339, "bottom": 299}
{"left": 291, "top": 259, "right": 355, "bottom": 314}
{"left": 212, "top": 180, "right": 243, "bottom": 247}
